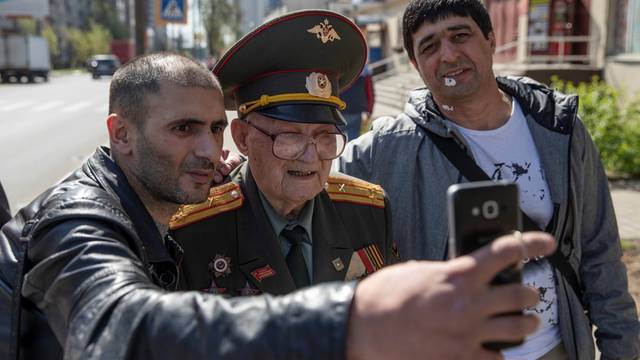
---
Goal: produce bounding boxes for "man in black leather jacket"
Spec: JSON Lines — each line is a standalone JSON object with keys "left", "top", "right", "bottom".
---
{"left": 0, "top": 181, "right": 9, "bottom": 227}
{"left": 0, "top": 52, "right": 556, "bottom": 360}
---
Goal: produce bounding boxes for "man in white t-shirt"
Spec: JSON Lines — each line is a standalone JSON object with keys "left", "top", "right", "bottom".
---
{"left": 450, "top": 101, "right": 560, "bottom": 359}
{"left": 337, "top": 0, "right": 640, "bottom": 359}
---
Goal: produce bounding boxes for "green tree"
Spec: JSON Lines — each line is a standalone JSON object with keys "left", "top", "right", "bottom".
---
{"left": 67, "top": 21, "right": 113, "bottom": 67}
{"left": 43, "top": 24, "right": 60, "bottom": 58}
{"left": 16, "top": 19, "right": 60, "bottom": 65}
{"left": 201, "top": 0, "right": 240, "bottom": 57}
{"left": 91, "top": 0, "right": 129, "bottom": 40}
{"left": 552, "top": 76, "right": 640, "bottom": 178}
{"left": 17, "top": 18, "right": 37, "bottom": 35}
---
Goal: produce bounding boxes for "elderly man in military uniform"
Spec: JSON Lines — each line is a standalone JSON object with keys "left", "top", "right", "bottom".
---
{"left": 170, "top": 10, "right": 398, "bottom": 296}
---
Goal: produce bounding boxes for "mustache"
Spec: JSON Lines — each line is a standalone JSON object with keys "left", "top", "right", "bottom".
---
{"left": 182, "top": 157, "right": 216, "bottom": 172}
{"left": 439, "top": 62, "right": 469, "bottom": 75}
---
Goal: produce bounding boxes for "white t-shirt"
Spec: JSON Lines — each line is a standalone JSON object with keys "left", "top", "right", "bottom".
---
{"left": 450, "top": 100, "right": 561, "bottom": 359}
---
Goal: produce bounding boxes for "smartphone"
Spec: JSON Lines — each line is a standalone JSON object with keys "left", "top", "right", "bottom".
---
{"left": 447, "top": 180, "right": 524, "bottom": 351}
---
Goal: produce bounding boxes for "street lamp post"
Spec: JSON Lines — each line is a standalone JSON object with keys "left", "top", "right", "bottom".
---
{"left": 135, "top": 0, "right": 147, "bottom": 55}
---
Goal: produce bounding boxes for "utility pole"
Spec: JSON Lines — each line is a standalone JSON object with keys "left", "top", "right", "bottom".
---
{"left": 135, "top": 0, "right": 147, "bottom": 55}
{"left": 193, "top": 0, "right": 199, "bottom": 58}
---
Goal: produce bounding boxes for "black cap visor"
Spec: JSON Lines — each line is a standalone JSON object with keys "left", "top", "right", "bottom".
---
{"left": 254, "top": 103, "right": 346, "bottom": 126}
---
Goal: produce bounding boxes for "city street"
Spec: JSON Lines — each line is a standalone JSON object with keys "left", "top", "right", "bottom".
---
{"left": 0, "top": 72, "right": 238, "bottom": 212}
{"left": 0, "top": 72, "right": 110, "bottom": 211}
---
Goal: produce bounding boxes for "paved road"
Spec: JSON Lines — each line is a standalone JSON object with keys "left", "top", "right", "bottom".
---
{"left": 0, "top": 72, "right": 110, "bottom": 211}
{"left": 0, "top": 72, "right": 238, "bottom": 213}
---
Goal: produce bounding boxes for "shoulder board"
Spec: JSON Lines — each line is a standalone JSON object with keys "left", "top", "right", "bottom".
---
{"left": 169, "top": 182, "right": 244, "bottom": 230}
{"left": 326, "top": 175, "right": 385, "bottom": 208}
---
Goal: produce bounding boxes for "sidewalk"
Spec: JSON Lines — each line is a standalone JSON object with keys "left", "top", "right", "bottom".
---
{"left": 610, "top": 183, "right": 640, "bottom": 241}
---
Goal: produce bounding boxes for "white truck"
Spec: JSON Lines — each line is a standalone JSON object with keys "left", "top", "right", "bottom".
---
{"left": 0, "top": 34, "right": 51, "bottom": 83}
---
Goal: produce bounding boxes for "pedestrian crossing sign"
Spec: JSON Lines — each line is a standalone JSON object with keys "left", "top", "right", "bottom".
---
{"left": 156, "top": 0, "right": 187, "bottom": 25}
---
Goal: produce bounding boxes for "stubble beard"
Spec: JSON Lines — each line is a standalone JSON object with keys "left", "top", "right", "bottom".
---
{"left": 134, "top": 139, "right": 210, "bottom": 207}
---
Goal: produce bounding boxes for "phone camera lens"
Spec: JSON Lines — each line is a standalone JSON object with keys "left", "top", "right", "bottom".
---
{"left": 482, "top": 200, "right": 499, "bottom": 219}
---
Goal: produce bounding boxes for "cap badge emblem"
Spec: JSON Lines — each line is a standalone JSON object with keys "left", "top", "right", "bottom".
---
{"left": 209, "top": 254, "right": 232, "bottom": 278}
{"left": 307, "top": 18, "right": 341, "bottom": 44}
{"left": 305, "top": 72, "right": 332, "bottom": 98}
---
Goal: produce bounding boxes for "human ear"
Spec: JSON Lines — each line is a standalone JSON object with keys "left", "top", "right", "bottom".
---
{"left": 230, "top": 118, "right": 249, "bottom": 156}
{"left": 107, "top": 113, "right": 133, "bottom": 155}
{"left": 488, "top": 31, "right": 496, "bottom": 52}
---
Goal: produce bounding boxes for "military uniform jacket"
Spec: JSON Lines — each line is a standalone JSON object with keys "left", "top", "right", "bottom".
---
{"left": 170, "top": 163, "right": 398, "bottom": 296}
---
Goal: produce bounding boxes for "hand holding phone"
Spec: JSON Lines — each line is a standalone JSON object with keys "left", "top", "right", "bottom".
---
{"left": 447, "top": 180, "right": 524, "bottom": 351}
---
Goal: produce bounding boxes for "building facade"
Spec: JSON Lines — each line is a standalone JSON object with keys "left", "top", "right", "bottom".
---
{"left": 605, "top": 0, "right": 640, "bottom": 97}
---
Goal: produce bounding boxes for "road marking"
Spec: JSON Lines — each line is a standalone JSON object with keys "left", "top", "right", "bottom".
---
{"left": 0, "top": 101, "right": 36, "bottom": 112}
{"left": 94, "top": 104, "right": 109, "bottom": 114}
{"left": 32, "top": 100, "right": 64, "bottom": 112}
{"left": 61, "top": 101, "right": 92, "bottom": 113}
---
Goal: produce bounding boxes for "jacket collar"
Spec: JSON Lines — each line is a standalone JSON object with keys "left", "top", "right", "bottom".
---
{"left": 407, "top": 76, "right": 577, "bottom": 137}
{"left": 232, "top": 162, "right": 354, "bottom": 293}
{"left": 87, "top": 146, "right": 171, "bottom": 264}
{"left": 234, "top": 162, "right": 297, "bottom": 294}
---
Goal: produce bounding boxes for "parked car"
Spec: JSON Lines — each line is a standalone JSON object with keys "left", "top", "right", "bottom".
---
{"left": 88, "top": 54, "right": 120, "bottom": 79}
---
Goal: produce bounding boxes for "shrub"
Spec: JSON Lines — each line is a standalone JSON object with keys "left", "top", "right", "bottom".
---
{"left": 551, "top": 76, "right": 640, "bottom": 178}
{"left": 67, "top": 21, "right": 112, "bottom": 68}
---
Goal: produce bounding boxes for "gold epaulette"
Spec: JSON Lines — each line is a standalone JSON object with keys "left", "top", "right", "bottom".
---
{"left": 169, "top": 182, "right": 244, "bottom": 230}
{"left": 326, "top": 175, "right": 385, "bottom": 208}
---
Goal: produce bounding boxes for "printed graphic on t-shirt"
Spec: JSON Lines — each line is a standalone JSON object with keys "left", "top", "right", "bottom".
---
{"left": 524, "top": 261, "right": 558, "bottom": 326}
{"left": 451, "top": 100, "right": 561, "bottom": 359}
{"left": 490, "top": 162, "right": 548, "bottom": 204}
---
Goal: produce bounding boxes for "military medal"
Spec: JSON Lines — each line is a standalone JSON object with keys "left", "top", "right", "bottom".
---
{"left": 251, "top": 265, "right": 276, "bottom": 282}
{"left": 209, "top": 254, "right": 232, "bottom": 278}
{"left": 391, "top": 241, "right": 401, "bottom": 261}
{"left": 332, "top": 257, "right": 345, "bottom": 271}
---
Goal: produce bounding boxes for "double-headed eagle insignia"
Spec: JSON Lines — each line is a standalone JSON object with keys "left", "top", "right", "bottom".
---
{"left": 307, "top": 18, "right": 341, "bottom": 43}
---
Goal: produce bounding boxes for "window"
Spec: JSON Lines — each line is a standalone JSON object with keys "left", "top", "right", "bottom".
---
{"left": 629, "top": 0, "right": 640, "bottom": 53}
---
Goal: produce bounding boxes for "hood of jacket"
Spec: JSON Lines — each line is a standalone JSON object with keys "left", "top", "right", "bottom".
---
{"left": 403, "top": 76, "right": 578, "bottom": 138}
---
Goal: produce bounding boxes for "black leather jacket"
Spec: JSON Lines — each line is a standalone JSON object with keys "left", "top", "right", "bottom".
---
{"left": 0, "top": 181, "right": 9, "bottom": 227}
{"left": 0, "top": 147, "right": 355, "bottom": 359}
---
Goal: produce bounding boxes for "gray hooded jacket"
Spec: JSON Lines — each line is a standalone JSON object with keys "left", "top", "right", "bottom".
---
{"left": 337, "top": 76, "right": 640, "bottom": 360}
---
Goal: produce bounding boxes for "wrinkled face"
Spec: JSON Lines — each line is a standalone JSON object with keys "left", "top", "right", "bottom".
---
{"left": 240, "top": 113, "right": 335, "bottom": 211}
{"left": 411, "top": 16, "right": 496, "bottom": 102}
{"left": 130, "top": 83, "right": 227, "bottom": 205}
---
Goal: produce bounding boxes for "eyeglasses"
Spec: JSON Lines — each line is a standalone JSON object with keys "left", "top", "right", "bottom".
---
{"left": 245, "top": 120, "right": 347, "bottom": 161}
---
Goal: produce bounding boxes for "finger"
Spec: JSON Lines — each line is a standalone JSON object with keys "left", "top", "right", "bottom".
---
{"left": 477, "top": 313, "right": 540, "bottom": 343}
{"left": 226, "top": 152, "right": 244, "bottom": 168}
{"left": 468, "top": 231, "right": 555, "bottom": 284}
{"left": 213, "top": 172, "right": 223, "bottom": 184}
{"left": 221, "top": 149, "right": 230, "bottom": 160}
{"left": 478, "top": 284, "right": 539, "bottom": 317}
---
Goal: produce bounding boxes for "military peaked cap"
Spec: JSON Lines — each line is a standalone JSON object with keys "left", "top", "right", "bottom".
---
{"left": 213, "top": 10, "right": 367, "bottom": 125}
